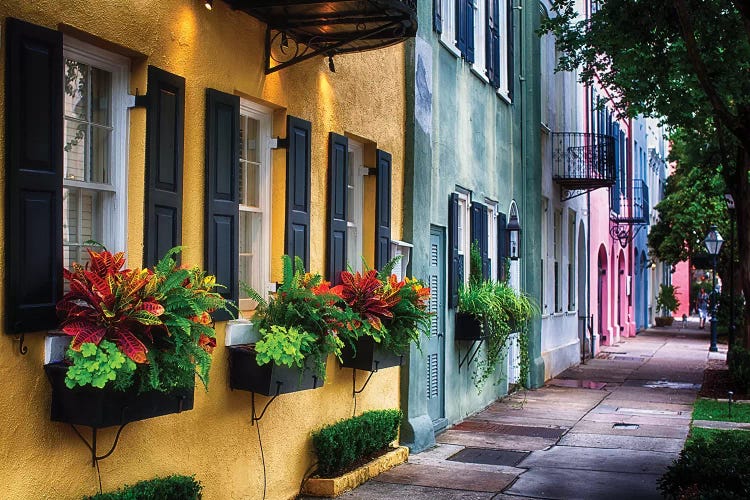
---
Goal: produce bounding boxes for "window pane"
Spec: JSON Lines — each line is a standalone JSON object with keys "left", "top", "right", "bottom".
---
{"left": 239, "top": 211, "right": 262, "bottom": 299}
{"left": 89, "top": 126, "right": 111, "bottom": 184}
{"left": 63, "top": 188, "right": 79, "bottom": 244}
{"left": 347, "top": 226, "right": 358, "bottom": 270}
{"left": 64, "top": 59, "right": 88, "bottom": 120}
{"left": 64, "top": 120, "right": 87, "bottom": 180}
{"left": 90, "top": 66, "right": 112, "bottom": 125}
{"left": 247, "top": 163, "right": 260, "bottom": 208}
{"left": 246, "top": 118, "right": 259, "bottom": 163}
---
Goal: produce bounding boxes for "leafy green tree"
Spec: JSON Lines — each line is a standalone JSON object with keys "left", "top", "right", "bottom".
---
{"left": 542, "top": 0, "right": 750, "bottom": 345}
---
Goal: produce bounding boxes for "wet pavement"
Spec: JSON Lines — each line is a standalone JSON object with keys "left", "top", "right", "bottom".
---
{"left": 335, "top": 318, "right": 722, "bottom": 499}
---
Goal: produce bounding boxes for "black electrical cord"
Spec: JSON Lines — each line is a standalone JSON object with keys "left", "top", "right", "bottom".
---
{"left": 257, "top": 420, "right": 267, "bottom": 500}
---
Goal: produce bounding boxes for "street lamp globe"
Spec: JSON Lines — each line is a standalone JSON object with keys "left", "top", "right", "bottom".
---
{"left": 703, "top": 225, "right": 724, "bottom": 255}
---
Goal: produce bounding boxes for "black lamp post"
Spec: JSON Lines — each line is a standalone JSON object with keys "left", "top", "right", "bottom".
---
{"left": 725, "top": 194, "right": 736, "bottom": 354}
{"left": 703, "top": 225, "right": 724, "bottom": 352}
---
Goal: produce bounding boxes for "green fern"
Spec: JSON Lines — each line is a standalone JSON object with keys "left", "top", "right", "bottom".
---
{"left": 376, "top": 255, "right": 402, "bottom": 281}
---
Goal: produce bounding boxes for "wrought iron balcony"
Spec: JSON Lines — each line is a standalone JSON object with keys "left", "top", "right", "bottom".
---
{"left": 611, "top": 179, "right": 649, "bottom": 225}
{"left": 225, "top": 0, "right": 418, "bottom": 73}
{"left": 552, "top": 132, "right": 616, "bottom": 196}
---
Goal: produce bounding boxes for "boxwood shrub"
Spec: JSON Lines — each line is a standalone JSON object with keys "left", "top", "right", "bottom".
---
{"left": 659, "top": 430, "right": 750, "bottom": 499}
{"left": 83, "top": 475, "right": 202, "bottom": 500}
{"left": 312, "top": 409, "right": 402, "bottom": 477}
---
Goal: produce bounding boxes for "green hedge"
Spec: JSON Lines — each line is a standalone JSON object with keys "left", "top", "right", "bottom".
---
{"left": 312, "top": 409, "right": 402, "bottom": 477}
{"left": 659, "top": 430, "right": 750, "bottom": 499}
{"left": 83, "top": 475, "right": 202, "bottom": 500}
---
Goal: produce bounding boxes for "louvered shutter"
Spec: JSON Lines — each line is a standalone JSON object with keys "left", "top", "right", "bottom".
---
{"left": 5, "top": 18, "right": 63, "bottom": 334}
{"left": 448, "top": 193, "right": 460, "bottom": 308}
{"left": 434, "top": 0, "right": 443, "bottom": 33}
{"left": 456, "top": 0, "right": 466, "bottom": 53}
{"left": 497, "top": 212, "right": 508, "bottom": 283}
{"left": 327, "top": 133, "right": 348, "bottom": 284}
{"left": 285, "top": 116, "right": 312, "bottom": 271}
{"left": 465, "top": 0, "right": 475, "bottom": 63}
{"left": 507, "top": 0, "right": 515, "bottom": 99}
{"left": 487, "top": 0, "right": 501, "bottom": 87}
{"left": 375, "top": 150, "right": 392, "bottom": 270}
{"left": 204, "top": 89, "right": 239, "bottom": 320}
{"left": 144, "top": 66, "right": 185, "bottom": 267}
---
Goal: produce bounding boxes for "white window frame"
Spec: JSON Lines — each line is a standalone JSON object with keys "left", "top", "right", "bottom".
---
{"left": 553, "top": 208, "right": 562, "bottom": 313}
{"left": 567, "top": 210, "right": 577, "bottom": 311}
{"left": 498, "top": 0, "right": 510, "bottom": 97}
{"left": 439, "top": 0, "right": 461, "bottom": 56}
{"left": 456, "top": 190, "right": 471, "bottom": 286}
{"left": 238, "top": 99, "right": 273, "bottom": 312}
{"left": 486, "top": 199, "right": 498, "bottom": 280}
{"left": 62, "top": 37, "right": 129, "bottom": 260}
{"left": 473, "top": 0, "right": 488, "bottom": 80}
{"left": 346, "top": 139, "right": 366, "bottom": 272}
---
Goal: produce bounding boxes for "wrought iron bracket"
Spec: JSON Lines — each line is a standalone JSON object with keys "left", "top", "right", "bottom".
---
{"left": 609, "top": 222, "right": 646, "bottom": 248}
{"left": 71, "top": 423, "right": 130, "bottom": 467}
{"left": 251, "top": 382, "right": 283, "bottom": 426}
{"left": 17, "top": 332, "right": 28, "bottom": 355}
{"left": 458, "top": 339, "right": 485, "bottom": 373}
{"left": 561, "top": 187, "right": 600, "bottom": 202}
{"left": 264, "top": 21, "right": 401, "bottom": 74}
{"left": 352, "top": 365, "right": 379, "bottom": 396}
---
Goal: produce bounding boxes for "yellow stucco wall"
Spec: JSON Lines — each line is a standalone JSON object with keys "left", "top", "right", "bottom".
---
{"left": 0, "top": 1, "right": 405, "bottom": 498}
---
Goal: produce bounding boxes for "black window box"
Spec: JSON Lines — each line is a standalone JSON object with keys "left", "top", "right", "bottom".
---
{"left": 228, "top": 345, "right": 323, "bottom": 396}
{"left": 340, "top": 336, "right": 403, "bottom": 371}
{"left": 454, "top": 312, "right": 488, "bottom": 341}
{"left": 44, "top": 362, "right": 194, "bottom": 428}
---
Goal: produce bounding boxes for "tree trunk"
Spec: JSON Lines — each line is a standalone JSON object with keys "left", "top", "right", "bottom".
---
{"left": 737, "top": 146, "right": 750, "bottom": 348}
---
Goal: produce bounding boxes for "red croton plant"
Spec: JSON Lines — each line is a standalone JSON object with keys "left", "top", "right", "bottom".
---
{"left": 56, "top": 248, "right": 229, "bottom": 392}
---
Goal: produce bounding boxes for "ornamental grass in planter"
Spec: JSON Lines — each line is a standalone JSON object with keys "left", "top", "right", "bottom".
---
{"left": 458, "top": 243, "right": 537, "bottom": 391}
{"left": 303, "top": 409, "right": 407, "bottom": 497}
{"left": 48, "top": 247, "right": 230, "bottom": 427}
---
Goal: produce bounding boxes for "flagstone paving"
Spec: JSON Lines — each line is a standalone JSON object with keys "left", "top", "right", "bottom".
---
{"left": 329, "top": 319, "right": 720, "bottom": 499}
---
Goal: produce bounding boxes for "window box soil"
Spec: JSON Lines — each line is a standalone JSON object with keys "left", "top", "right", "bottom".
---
{"left": 228, "top": 345, "right": 323, "bottom": 396}
{"left": 454, "top": 312, "right": 487, "bottom": 340}
{"left": 44, "top": 362, "right": 194, "bottom": 428}
{"left": 340, "top": 336, "right": 403, "bottom": 372}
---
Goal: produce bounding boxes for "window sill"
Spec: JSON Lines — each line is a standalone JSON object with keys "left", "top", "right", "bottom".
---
{"left": 225, "top": 319, "right": 261, "bottom": 346}
{"left": 496, "top": 89, "right": 512, "bottom": 105}
{"left": 439, "top": 38, "right": 462, "bottom": 59}
{"left": 470, "top": 66, "right": 490, "bottom": 85}
{"left": 45, "top": 332, "right": 69, "bottom": 364}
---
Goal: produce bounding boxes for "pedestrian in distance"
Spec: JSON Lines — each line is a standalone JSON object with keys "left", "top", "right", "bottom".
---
{"left": 696, "top": 288, "right": 709, "bottom": 329}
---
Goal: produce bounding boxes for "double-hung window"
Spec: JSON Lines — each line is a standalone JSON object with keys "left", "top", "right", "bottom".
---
{"left": 486, "top": 200, "right": 498, "bottom": 279}
{"left": 553, "top": 208, "right": 562, "bottom": 313}
{"left": 62, "top": 39, "right": 128, "bottom": 270}
{"left": 568, "top": 211, "right": 576, "bottom": 311}
{"left": 238, "top": 101, "right": 272, "bottom": 311}
{"left": 346, "top": 140, "right": 366, "bottom": 271}
{"left": 456, "top": 191, "right": 471, "bottom": 285}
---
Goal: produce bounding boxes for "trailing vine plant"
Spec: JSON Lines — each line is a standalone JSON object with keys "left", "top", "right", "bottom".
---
{"left": 458, "top": 243, "right": 536, "bottom": 392}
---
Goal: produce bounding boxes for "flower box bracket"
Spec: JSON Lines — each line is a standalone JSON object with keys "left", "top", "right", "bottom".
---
{"left": 352, "top": 367, "right": 378, "bottom": 396}
{"left": 250, "top": 381, "right": 282, "bottom": 426}
{"left": 458, "top": 338, "right": 485, "bottom": 373}
{"left": 70, "top": 422, "right": 129, "bottom": 467}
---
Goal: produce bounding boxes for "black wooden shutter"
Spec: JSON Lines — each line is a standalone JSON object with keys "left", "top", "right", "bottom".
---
{"left": 465, "top": 0, "right": 475, "bottom": 63}
{"left": 448, "top": 193, "right": 460, "bottom": 308}
{"left": 375, "top": 149, "right": 392, "bottom": 270}
{"left": 434, "top": 0, "right": 443, "bottom": 33}
{"left": 144, "top": 66, "right": 185, "bottom": 267}
{"left": 497, "top": 212, "right": 508, "bottom": 283}
{"left": 456, "top": 0, "right": 466, "bottom": 52}
{"left": 487, "top": 0, "right": 501, "bottom": 88}
{"left": 507, "top": 0, "right": 515, "bottom": 99}
{"left": 5, "top": 18, "right": 63, "bottom": 334}
{"left": 327, "top": 133, "right": 348, "bottom": 284}
{"left": 205, "top": 89, "right": 239, "bottom": 320}
{"left": 285, "top": 115, "right": 312, "bottom": 271}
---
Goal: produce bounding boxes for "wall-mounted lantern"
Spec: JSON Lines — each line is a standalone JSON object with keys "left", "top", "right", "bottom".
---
{"left": 507, "top": 204, "right": 521, "bottom": 260}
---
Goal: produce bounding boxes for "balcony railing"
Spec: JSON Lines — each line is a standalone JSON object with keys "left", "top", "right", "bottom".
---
{"left": 552, "top": 132, "right": 616, "bottom": 191}
{"left": 226, "top": 0, "right": 418, "bottom": 73}
{"left": 611, "top": 179, "right": 649, "bottom": 225}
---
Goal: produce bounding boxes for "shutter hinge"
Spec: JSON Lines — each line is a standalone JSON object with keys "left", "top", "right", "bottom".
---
{"left": 269, "top": 137, "right": 288, "bottom": 150}
{"left": 366, "top": 167, "right": 377, "bottom": 176}
{"left": 130, "top": 89, "right": 148, "bottom": 108}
